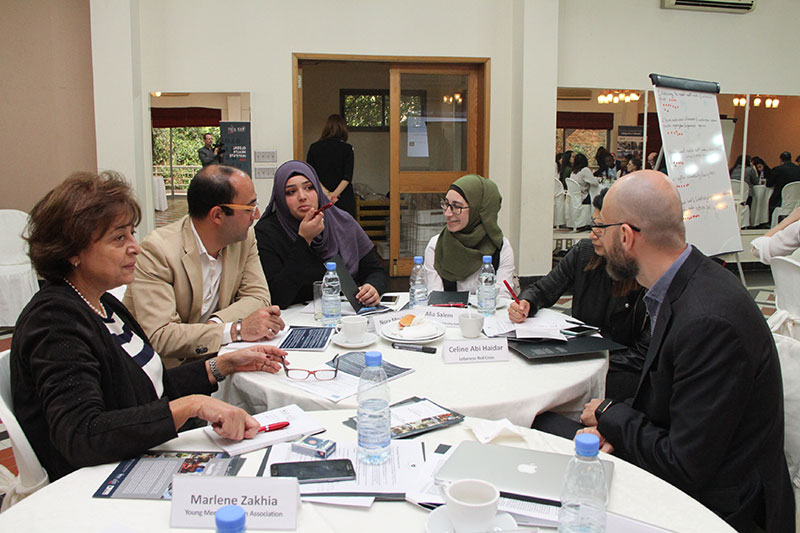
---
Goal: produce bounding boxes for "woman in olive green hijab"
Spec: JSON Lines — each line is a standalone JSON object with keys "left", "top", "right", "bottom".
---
{"left": 423, "top": 174, "right": 518, "bottom": 299}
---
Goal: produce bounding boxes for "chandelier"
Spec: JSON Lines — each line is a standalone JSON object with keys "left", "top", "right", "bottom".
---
{"left": 732, "top": 95, "right": 780, "bottom": 108}
{"left": 597, "top": 91, "right": 640, "bottom": 104}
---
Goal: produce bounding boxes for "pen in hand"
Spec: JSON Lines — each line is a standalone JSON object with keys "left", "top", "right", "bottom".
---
{"left": 504, "top": 279, "right": 527, "bottom": 319}
{"left": 258, "top": 421, "right": 290, "bottom": 433}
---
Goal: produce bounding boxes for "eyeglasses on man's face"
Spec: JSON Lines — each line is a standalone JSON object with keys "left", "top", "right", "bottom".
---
{"left": 589, "top": 221, "right": 642, "bottom": 236}
{"left": 219, "top": 201, "right": 260, "bottom": 217}
{"left": 440, "top": 198, "right": 469, "bottom": 215}
{"left": 281, "top": 354, "right": 340, "bottom": 381}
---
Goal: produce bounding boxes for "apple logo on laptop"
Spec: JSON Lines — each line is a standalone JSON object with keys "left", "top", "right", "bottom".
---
{"left": 517, "top": 462, "right": 538, "bottom": 475}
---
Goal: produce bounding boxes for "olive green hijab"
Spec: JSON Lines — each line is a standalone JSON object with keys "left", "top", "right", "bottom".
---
{"left": 434, "top": 174, "right": 504, "bottom": 281}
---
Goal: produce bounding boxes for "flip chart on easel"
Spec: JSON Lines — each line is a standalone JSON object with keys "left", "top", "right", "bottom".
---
{"left": 651, "top": 74, "right": 742, "bottom": 256}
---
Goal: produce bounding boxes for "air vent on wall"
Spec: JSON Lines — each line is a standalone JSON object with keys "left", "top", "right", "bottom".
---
{"left": 661, "top": 0, "right": 756, "bottom": 14}
{"left": 557, "top": 88, "right": 592, "bottom": 101}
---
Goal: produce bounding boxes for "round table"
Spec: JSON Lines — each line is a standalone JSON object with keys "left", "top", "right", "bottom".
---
{"left": 0, "top": 410, "right": 734, "bottom": 532}
{"left": 215, "top": 300, "right": 608, "bottom": 427}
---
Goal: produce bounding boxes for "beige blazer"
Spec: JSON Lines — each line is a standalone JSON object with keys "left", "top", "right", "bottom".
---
{"left": 124, "top": 216, "right": 270, "bottom": 365}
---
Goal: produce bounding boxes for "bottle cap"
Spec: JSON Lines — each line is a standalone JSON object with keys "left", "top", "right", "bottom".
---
{"left": 575, "top": 433, "right": 600, "bottom": 457}
{"left": 364, "top": 351, "right": 382, "bottom": 366}
{"left": 482, "top": 255, "right": 491, "bottom": 263}
{"left": 326, "top": 262, "right": 337, "bottom": 270}
{"left": 215, "top": 505, "right": 246, "bottom": 532}
{"left": 413, "top": 256, "right": 423, "bottom": 264}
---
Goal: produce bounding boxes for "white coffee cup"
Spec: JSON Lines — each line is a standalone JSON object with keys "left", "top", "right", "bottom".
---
{"left": 340, "top": 315, "right": 368, "bottom": 343}
{"left": 443, "top": 479, "right": 499, "bottom": 532}
{"left": 458, "top": 311, "right": 484, "bottom": 339}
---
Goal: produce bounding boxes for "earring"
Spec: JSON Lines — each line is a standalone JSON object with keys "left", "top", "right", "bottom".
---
{"left": 72, "top": 261, "right": 79, "bottom": 268}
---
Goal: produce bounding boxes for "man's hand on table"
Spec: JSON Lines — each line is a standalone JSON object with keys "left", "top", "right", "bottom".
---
{"left": 576, "top": 426, "right": 614, "bottom": 454}
{"left": 580, "top": 398, "right": 604, "bottom": 427}
{"left": 241, "top": 306, "right": 285, "bottom": 341}
{"left": 217, "top": 345, "right": 287, "bottom": 376}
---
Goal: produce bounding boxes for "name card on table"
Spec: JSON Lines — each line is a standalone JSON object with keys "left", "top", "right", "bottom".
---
{"left": 371, "top": 311, "right": 406, "bottom": 332}
{"left": 421, "top": 306, "right": 465, "bottom": 327}
{"left": 442, "top": 338, "right": 509, "bottom": 364}
{"left": 171, "top": 476, "right": 298, "bottom": 530}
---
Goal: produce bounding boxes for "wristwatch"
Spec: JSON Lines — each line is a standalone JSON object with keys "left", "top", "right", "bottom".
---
{"left": 235, "top": 318, "right": 243, "bottom": 342}
{"left": 594, "top": 399, "right": 616, "bottom": 422}
{"left": 208, "top": 357, "right": 226, "bottom": 382}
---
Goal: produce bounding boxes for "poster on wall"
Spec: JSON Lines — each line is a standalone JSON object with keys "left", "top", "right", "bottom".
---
{"left": 616, "top": 125, "right": 643, "bottom": 159}
{"left": 220, "top": 121, "right": 252, "bottom": 176}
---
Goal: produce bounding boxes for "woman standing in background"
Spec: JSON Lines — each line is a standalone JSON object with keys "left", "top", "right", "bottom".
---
{"left": 307, "top": 114, "right": 356, "bottom": 218}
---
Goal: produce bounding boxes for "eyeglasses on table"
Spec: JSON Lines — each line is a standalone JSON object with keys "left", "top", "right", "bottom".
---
{"left": 280, "top": 354, "right": 341, "bottom": 381}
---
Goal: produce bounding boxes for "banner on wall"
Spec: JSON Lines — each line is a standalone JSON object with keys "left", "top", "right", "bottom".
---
{"left": 220, "top": 121, "right": 252, "bottom": 176}
{"left": 616, "top": 125, "right": 643, "bottom": 159}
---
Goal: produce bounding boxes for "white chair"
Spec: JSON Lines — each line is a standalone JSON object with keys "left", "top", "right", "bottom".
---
{"left": 769, "top": 256, "right": 800, "bottom": 341}
{"left": 771, "top": 333, "right": 800, "bottom": 523}
{"left": 564, "top": 177, "right": 591, "bottom": 230}
{"left": 771, "top": 181, "right": 800, "bottom": 228}
{"left": 553, "top": 177, "right": 567, "bottom": 228}
{"left": 0, "top": 349, "right": 48, "bottom": 511}
{"left": 0, "top": 210, "right": 39, "bottom": 327}
{"left": 730, "top": 179, "right": 750, "bottom": 229}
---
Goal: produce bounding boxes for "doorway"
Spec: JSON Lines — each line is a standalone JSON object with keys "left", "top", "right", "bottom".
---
{"left": 295, "top": 54, "right": 489, "bottom": 277}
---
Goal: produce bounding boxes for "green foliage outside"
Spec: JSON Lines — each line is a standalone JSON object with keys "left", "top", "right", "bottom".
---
{"left": 342, "top": 92, "right": 423, "bottom": 130}
{"left": 152, "top": 126, "right": 220, "bottom": 191}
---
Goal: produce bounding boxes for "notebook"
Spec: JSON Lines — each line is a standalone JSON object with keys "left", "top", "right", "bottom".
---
{"left": 434, "top": 441, "right": 614, "bottom": 505}
{"left": 508, "top": 334, "right": 625, "bottom": 361}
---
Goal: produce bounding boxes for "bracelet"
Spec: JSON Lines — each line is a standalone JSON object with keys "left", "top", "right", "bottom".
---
{"left": 235, "top": 318, "right": 243, "bottom": 342}
{"left": 208, "top": 357, "right": 226, "bottom": 383}
{"left": 594, "top": 399, "right": 615, "bottom": 422}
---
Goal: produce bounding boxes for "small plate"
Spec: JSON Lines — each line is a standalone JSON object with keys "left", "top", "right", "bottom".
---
{"left": 425, "top": 506, "right": 517, "bottom": 533}
{"left": 380, "top": 320, "right": 447, "bottom": 343}
{"left": 330, "top": 331, "right": 378, "bottom": 349}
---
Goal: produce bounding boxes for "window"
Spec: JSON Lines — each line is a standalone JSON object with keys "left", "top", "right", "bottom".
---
{"left": 556, "top": 128, "right": 609, "bottom": 169}
{"left": 340, "top": 89, "right": 426, "bottom": 131}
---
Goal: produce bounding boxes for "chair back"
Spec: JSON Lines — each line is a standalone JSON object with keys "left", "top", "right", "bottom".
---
{"left": 0, "top": 210, "right": 31, "bottom": 266}
{"left": 781, "top": 182, "right": 800, "bottom": 210}
{"left": 565, "top": 177, "right": 583, "bottom": 196}
{"left": 772, "top": 334, "right": 800, "bottom": 498}
{"left": 0, "top": 349, "right": 49, "bottom": 509}
{"left": 730, "top": 179, "right": 749, "bottom": 203}
{"left": 771, "top": 256, "right": 800, "bottom": 317}
{"left": 553, "top": 177, "right": 564, "bottom": 197}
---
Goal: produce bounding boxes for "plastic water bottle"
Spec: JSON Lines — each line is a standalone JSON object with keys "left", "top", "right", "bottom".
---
{"left": 409, "top": 255, "right": 428, "bottom": 308}
{"left": 558, "top": 433, "right": 608, "bottom": 533}
{"left": 357, "top": 351, "right": 391, "bottom": 465}
{"left": 321, "top": 262, "right": 341, "bottom": 327}
{"left": 477, "top": 255, "right": 496, "bottom": 316}
{"left": 216, "top": 504, "right": 246, "bottom": 533}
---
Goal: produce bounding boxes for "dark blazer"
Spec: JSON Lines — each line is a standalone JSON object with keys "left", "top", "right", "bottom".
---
{"left": 307, "top": 138, "right": 356, "bottom": 217}
{"left": 598, "top": 247, "right": 794, "bottom": 531}
{"left": 519, "top": 239, "right": 649, "bottom": 373}
{"left": 11, "top": 281, "right": 216, "bottom": 481}
{"left": 767, "top": 162, "right": 800, "bottom": 212}
{"left": 254, "top": 212, "right": 387, "bottom": 309}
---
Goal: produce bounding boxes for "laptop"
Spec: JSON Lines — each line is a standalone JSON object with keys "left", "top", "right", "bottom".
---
{"left": 332, "top": 255, "right": 391, "bottom": 316}
{"left": 434, "top": 441, "right": 614, "bottom": 505}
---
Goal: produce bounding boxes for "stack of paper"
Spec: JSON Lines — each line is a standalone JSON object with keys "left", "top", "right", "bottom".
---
{"left": 484, "top": 308, "right": 586, "bottom": 341}
{"left": 203, "top": 404, "right": 325, "bottom": 456}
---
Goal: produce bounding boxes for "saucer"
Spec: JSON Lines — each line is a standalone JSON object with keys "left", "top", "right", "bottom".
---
{"left": 330, "top": 331, "right": 377, "bottom": 349}
{"left": 425, "top": 506, "right": 517, "bottom": 533}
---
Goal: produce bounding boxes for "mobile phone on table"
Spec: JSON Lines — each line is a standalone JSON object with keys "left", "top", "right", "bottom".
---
{"left": 270, "top": 458, "right": 356, "bottom": 484}
{"left": 380, "top": 294, "right": 399, "bottom": 304}
{"left": 560, "top": 325, "right": 599, "bottom": 337}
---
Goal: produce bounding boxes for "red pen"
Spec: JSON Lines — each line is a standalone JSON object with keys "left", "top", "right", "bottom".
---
{"left": 504, "top": 279, "right": 520, "bottom": 305}
{"left": 314, "top": 202, "right": 334, "bottom": 216}
{"left": 258, "top": 421, "right": 290, "bottom": 433}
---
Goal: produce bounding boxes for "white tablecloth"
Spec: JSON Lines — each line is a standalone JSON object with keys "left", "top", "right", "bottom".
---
{"left": 751, "top": 184, "right": 772, "bottom": 227}
{"left": 215, "top": 303, "right": 608, "bottom": 427}
{"left": 0, "top": 410, "right": 734, "bottom": 532}
{"left": 153, "top": 175, "right": 168, "bottom": 212}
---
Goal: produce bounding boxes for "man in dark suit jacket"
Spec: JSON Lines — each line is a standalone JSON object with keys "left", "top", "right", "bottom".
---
{"left": 579, "top": 170, "right": 794, "bottom": 532}
{"left": 767, "top": 151, "right": 800, "bottom": 214}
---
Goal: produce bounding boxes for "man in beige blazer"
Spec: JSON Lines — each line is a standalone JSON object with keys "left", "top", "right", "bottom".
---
{"left": 124, "top": 165, "right": 284, "bottom": 366}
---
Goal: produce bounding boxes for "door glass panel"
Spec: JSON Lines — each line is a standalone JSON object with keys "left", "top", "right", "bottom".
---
{"left": 398, "top": 73, "right": 469, "bottom": 172}
{"left": 398, "top": 193, "right": 446, "bottom": 259}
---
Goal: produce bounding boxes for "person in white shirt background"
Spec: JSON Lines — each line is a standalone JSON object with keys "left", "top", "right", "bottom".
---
{"left": 751, "top": 206, "right": 800, "bottom": 264}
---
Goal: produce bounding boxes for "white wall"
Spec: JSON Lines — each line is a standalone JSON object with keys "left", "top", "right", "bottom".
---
{"left": 90, "top": 0, "right": 800, "bottom": 276}
{"left": 149, "top": 92, "right": 251, "bottom": 122}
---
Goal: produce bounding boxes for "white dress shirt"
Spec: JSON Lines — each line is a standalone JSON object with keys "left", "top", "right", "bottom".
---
{"left": 751, "top": 220, "right": 800, "bottom": 264}
{"left": 190, "top": 220, "right": 233, "bottom": 344}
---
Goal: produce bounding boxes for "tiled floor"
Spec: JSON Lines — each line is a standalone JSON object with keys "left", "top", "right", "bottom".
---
{"left": 155, "top": 195, "right": 188, "bottom": 228}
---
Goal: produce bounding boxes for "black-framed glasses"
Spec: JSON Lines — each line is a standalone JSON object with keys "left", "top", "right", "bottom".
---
{"left": 589, "top": 221, "right": 641, "bottom": 236}
{"left": 280, "top": 354, "right": 340, "bottom": 381}
{"left": 440, "top": 198, "right": 469, "bottom": 215}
